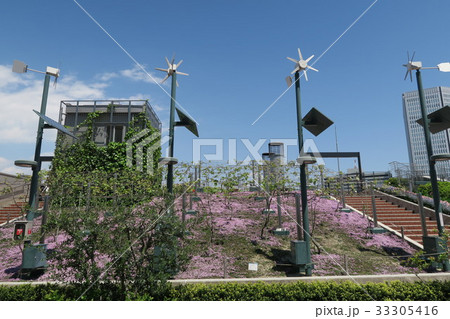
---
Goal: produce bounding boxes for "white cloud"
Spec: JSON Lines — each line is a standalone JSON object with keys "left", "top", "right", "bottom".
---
{"left": 119, "top": 65, "right": 166, "bottom": 84}
{"left": 0, "top": 157, "right": 30, "bottom": 176}
{"left": 0, "top": 63, "right": 166, "bottom": 174}
{"left": 0, "top": 67, "right": 107, "bottom": 144}
{"left": 96, "top": 65, "right": 166, "bottom": 85}
{"left": 96, "top": 72, "right": 118, "bottom": 82}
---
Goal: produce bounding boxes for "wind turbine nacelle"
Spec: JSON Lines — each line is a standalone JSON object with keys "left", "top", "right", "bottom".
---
{"left": 410, "top": 61, "right": 422, "bottom": 70}
{"left": 299, "top": 61, "right": 308, "bottom": 69}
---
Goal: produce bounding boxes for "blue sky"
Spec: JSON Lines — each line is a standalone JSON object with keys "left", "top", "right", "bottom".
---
{"left": 1, "top": 0, "right": 450, "bottom": 176}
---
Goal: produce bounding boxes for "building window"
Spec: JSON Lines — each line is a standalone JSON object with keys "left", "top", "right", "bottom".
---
{"left": 108, "top": 125, "right": 125, "bottom": 143}
{"left": 94, "top": 125, "right": 125, "bottom": 145}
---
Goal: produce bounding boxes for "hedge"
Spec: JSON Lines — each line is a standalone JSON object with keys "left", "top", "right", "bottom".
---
{"left": 0, "top": 280, "right": 449, "bottom": 301}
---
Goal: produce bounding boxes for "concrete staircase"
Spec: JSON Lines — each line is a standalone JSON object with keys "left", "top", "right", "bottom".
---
{"left": 345, "top": 196, "right": 450, "bottom": 247}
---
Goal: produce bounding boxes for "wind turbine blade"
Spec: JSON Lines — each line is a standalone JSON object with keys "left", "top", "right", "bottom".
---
{"left": 155, "top": 67, "right": 168, "bottom": 72}
{"left": 305, "top": 55, "right": 314, "bottom": 63}
{"left": 303, "top": 70, "right": 308, "bottom": 81}
{"left": 176, "top": 80, "right": 179, "bottom": 87}
{"left": 287, "top": 57, "right": 298, "bottom": 63}
{"left": 411, "top": 51, "right": 416, "bottom": 62}
{"left": 407, "top": 51, "right": 410, "bottom": 62}
{"left": 291, "top": 67, "right": 300, "bottom": 74}
{"left": 177, "top": 71, "right": 189, "bottom": 76}
{"left": 165, "top": 57, "right": 171, "bottom": 68}
{"left": 409, "top": 70, "right": 413, "bottom": 82}
{"left": 177, "top": 60, "right": 183, "bottom": 68}
{"left": 437, "top": 62, "right": 450, "bottom": 72}
{"left": 171, "top": 53, "right": 176, "bottom": 65}
{"left": 404, "top": 70, "right": 408, "bottom": 81}
{"left": 297, "top": 48, "right": 303, "bottom": 61}
{"left": 307, "top": 66, "right": 319, "bottom": 72}
{"left": 161, "top": 75, "right": 169, "bottom": 84}
{"left": 285, "top": 76, "right": 293, "bottom": 87}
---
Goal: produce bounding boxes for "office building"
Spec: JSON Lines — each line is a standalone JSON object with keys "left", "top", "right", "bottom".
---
{"left": 403, "top": 86, "right": 450, "bottom": 179}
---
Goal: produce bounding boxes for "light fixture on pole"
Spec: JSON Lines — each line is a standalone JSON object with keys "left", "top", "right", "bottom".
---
{"left": 155, "top": 57, "right": 197, "bottom": 195}
{"left": 403, "top": 52, "right": 450, "bottom": 271}
{"left": 286, "top": 48, "right": 332, "bottom": 276}
{"left": 12, "top": 60, "right": 60, "bottom": 220}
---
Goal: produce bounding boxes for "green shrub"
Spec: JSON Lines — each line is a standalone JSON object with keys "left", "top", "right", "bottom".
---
{"left": 0, "top": 280, "right": 448, "bottom": 301}
{"left": 418, "top": 181, "right": 450, "bottom": 203}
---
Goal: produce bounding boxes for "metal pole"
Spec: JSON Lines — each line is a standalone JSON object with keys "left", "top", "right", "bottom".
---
{"left": 27, "top": 74, "right": 51, "bottom": 221}
{"left": 277, "top": 195, "right": 282, "bottom": 228}
{"left": 340, "top": 175, "right": 346, "bottom": 208}
{"left": 417, "top": 193, "right": 428, "bottom": 237}
{"left": 167, "top": 72, "right": 177, "bottom": 194}
{"left": 39, "top": 195, "right": 49, "bottom": 244}
{"left": 294, "top": 71, "right": 312, "bottom": 273}
{"left": 371, "top": 187, "right": 378, "bottom": 227}
{"left": 182, "top": 193, "right": 186, "bottom": 224}
{"left": 357, "top": 154, "right": 363, "bottom": 192}
{"left": 295, "top": 193, "right": 303, "bottom": 240}
{"left": 416, "top": 70, "right": 445, "bottom": 236}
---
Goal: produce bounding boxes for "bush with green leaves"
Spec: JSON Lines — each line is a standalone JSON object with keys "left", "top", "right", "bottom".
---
{"left": 0, "top": 280, "right": 449, "bottom": 301}
{"left": 418, "top": 181, "right": 450, "bottom": 203}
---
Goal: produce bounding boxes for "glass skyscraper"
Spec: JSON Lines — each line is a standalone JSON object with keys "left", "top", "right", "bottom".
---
{"left": 403, "top": 86, "right": 450, "bottom": 179}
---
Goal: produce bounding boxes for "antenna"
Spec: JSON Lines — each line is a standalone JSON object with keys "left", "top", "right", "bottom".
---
{"left": 286, "top": 47, "right": 318, "bottom": 81}
{"left": 155, "top": 56, "right": 189, "bottom": 87}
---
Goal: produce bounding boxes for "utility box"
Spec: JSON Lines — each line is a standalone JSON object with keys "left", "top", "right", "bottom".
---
{"left": 22, "top": 244, "right": 47, "bottom": 270}
{"left": 13, "top": 221, "right": 33, "bottom": 241}
{"left": 290, "top": 240, "right": 308, "bottom": 265}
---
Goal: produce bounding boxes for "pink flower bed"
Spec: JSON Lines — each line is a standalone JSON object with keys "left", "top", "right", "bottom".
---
{"left": 0, "top": 191, "right": 421, "bottom": 281}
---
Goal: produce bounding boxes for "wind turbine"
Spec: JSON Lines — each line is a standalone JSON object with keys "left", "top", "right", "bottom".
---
{"left": 286, "top": 47, "right": 319, "bottom": 276}
{"left": 287, "top": 48, "right": 318, "bottom": 81}
{"left": 155, "top": 56, "right": 189, "bottom": 87}
{"left": 404, "top": 51, "right": 450, "bottom": 81}
{"left": 403, "top": 52, "right": 421, "bottom": 81}
{"left": 155, "top": 56, "right": 197, "bottom": 195}
{"left": 403, "top": 52, "right": 450, "bottom": 272}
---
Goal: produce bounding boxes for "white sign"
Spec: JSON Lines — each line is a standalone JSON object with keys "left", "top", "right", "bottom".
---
{"left": 248, "top": 262, "right": 258, "bottom": 271}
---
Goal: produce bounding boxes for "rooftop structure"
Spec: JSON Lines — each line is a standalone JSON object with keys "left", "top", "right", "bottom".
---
{"left": 59, "top": 99, "right": 161, "bottom": 145}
